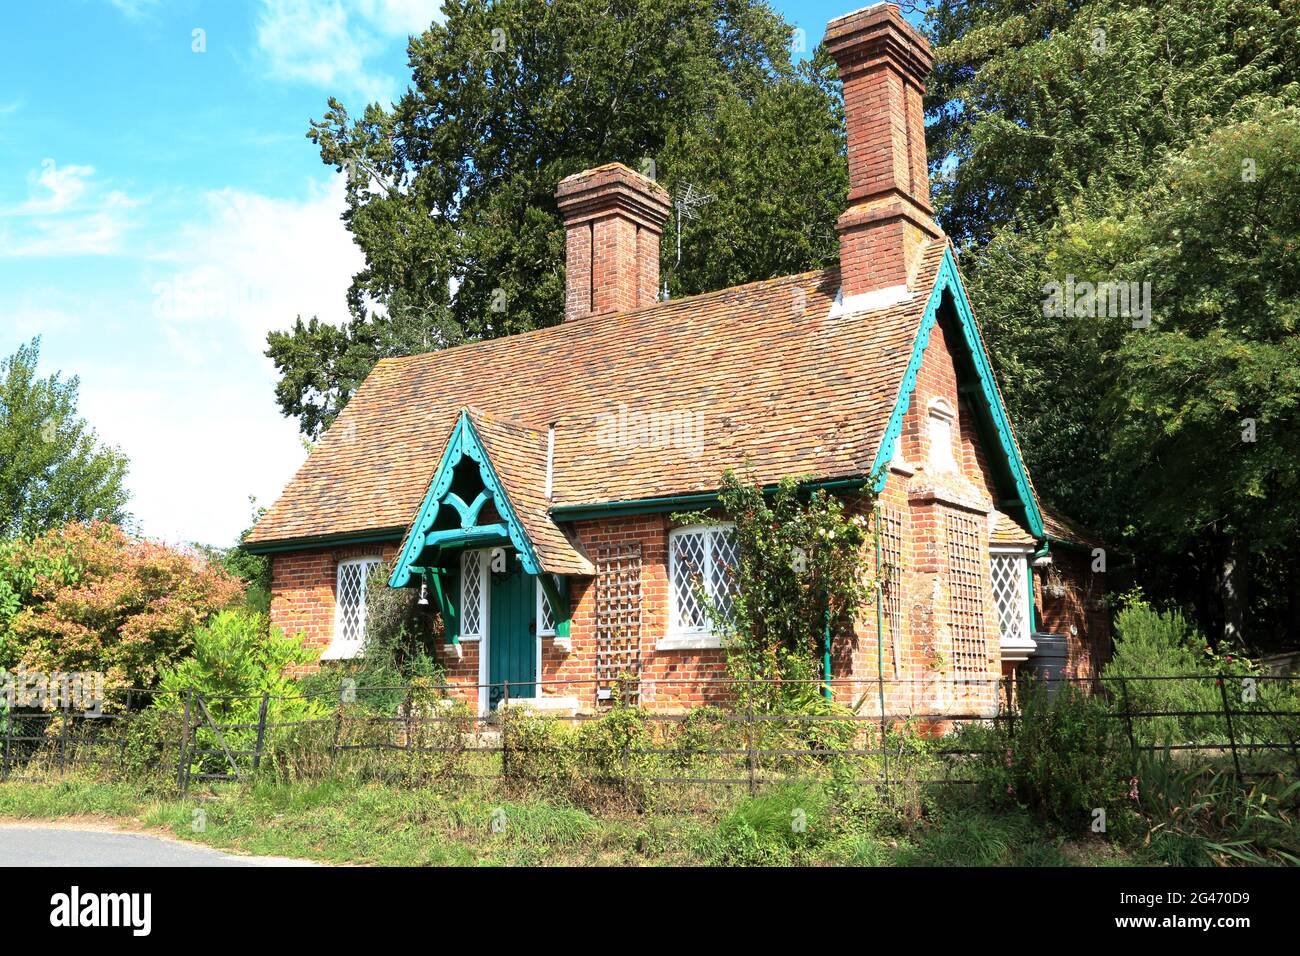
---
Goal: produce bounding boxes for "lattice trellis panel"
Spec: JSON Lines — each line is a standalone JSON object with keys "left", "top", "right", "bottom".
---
{"left": 946, "top": 513, "right": 989, "bottom": 680}
{"left": 595, "top": 544, "right": 643, "bottom": 706}
{"left": 990, "top": 553, "right": 1029, "bottom": 644}
{"left": 876, "top": 509, "right": 905, "bottom": 676}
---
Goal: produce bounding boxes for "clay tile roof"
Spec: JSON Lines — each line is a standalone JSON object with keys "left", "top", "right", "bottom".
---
{"left": 1039, "top": 502, "right": 1105, "bottom": 550}
{"left": 467, "top": 409, "right": 595, "bottom": 576}
{"left": 247, "top": 239, "right": 950, "bottom": 550}
{"left": 990, "top": 510, "right": 1037, "bottom": 548}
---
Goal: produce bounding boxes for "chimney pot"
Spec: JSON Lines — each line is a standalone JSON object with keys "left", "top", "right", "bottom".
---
{"left": 556, "top": 163, "right": 672, "bottom": 321}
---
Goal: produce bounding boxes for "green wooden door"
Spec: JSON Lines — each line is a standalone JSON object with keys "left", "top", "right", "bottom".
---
{"left": 488, "top": 560, "right": 536, "bottom": 707}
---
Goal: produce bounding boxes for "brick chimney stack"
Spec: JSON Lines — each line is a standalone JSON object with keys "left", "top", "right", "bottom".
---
{"left": 825, "top": 3, "right": 942, "bottom": 302}
{"left": 556, "top": 163, "right": 672, "bottom": 321}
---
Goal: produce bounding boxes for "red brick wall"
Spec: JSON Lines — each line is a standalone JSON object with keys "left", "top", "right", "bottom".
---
{"left": 842, "top": 312, "right": 1005, "bottom": 718}
{"left": 268, "top": 541, "right": 400, "bottom": 672}
{"left": 1035, "top": 548, "right": 1111, "bottom": 682}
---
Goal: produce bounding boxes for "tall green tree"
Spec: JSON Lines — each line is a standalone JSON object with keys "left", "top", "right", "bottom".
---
{"left": 924, "top": 0, "right": 1300, "bottom": 645}
{"left": 926, "top": 0, "right": 1299, "bottom": 249}
{"left": 1057, "top": 104, "right": 1300, "bottom": 643}
{"left": 0, "top": 339, "right": 130, "bottom": 540}
{"left": 268, "top": 0, "right": 846, "bottom": 438}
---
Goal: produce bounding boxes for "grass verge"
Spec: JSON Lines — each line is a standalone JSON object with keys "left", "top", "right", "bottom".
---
{"left": 0, "top": 775, "right": 1136, "bottom": 867}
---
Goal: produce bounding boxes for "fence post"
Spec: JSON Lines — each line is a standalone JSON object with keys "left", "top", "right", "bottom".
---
{"left": 1004, "top": 675, "right": 1016, "bottom": 741}
{"left": 252, "top": 692, "right": 270, "bottom": 772}
{"left": 619, "top": 678, "right": 630, "bottom": 789}
{"left": 1217, "top": 673, "right": 1243, "bottom": 782}
{"left": 119, "top": 688, "right": 134, "bottom": 776}
{"left": 501, "top": 681, "right": 510, "bottom": 784}
{"left": 745, "top": 689, "right": 756, "bottom": 796}
{"left": 1119, "top": 678, "right": 1139, "bottom": 777}
{"left": 178, "top": 688, "right": 192, "bottom": 796}
{"left": 2, "top": 699, "right": 11, "bottom": 781}
{"left": 330, "top": 685, "right": 344, "bottom": 769}
{"left": 57, "top": 705, "right": 69, "bottom": 775}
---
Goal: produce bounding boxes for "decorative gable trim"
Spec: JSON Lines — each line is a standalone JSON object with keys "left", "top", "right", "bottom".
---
{"left": 389, "top": 410, "right": 545, "bottom": 589}
{"left": 867, "top": 245, "right": 1044, "bottom": 538}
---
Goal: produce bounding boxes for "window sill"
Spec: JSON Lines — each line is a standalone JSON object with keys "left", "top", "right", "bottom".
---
{"left": 656, "top": 633, "right": 724, "bottom": 651}
{"left": 889, "top": 460, "right": 915, "bottom": 476}
{"left": 999, "top": 633, "right": 1038, "bottom": 663}
{"left": 320, "top": 645, "right": 362, "bottom": 661}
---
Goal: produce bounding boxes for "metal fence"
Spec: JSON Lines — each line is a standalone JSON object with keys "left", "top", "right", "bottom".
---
{"left": 2, "top": 674, "right": 1298, "bottom": 796}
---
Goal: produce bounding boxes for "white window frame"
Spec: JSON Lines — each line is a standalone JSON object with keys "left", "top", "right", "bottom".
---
{"left": 459, "top": 549, "right": 487, "bottom": 642}
{"left": 661, "top": 523, "right": 737, "bottom": 651}
{"left": 990, "top": 546, "right": 1036, "bottom": 662}
{"left": 326, "top": 556, "right": 381, "bottom": 660}
{"left": 536, "top": 574, "right": 569, "bottom": 658}
{"left": 536, "top": 576, "right": 557, "bottom": 638}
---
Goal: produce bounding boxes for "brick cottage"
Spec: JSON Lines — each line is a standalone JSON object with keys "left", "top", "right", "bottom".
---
{"left": 245, "top": 3, "right": 1110, "bottom": 717}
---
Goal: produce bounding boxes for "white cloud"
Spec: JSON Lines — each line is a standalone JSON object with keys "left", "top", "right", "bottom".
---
{"left": 150, "top": 176, "right": 364, "bottom": 358}
{"left": 104, "top": 176, "right": 365, "bottom": 544}
{"left": 357, "top": 0, "right": 448, "bottom": 34}
{"left": 0, "top": 161, "right": 138, "bottom": 258}
{"left": 255, "top": 0, "right": 446, "bottom": 102}
{"left": 2, "top": 176, "right": 367, "bottom": 546}
{"left": 79, "top": 367, "right": 308, "bottom": 547}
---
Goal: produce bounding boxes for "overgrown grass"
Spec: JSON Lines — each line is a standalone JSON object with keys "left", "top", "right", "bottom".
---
{"left": 0, "top": 774, "right": 1137, "bottom": 867}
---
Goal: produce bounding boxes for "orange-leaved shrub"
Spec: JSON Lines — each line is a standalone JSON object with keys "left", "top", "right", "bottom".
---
{"left": 2, "top": 521, "right": 244, "bottom": 691}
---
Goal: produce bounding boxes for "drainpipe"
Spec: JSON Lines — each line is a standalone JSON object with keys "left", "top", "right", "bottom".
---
{"left": 1029, "top": 542, "right": 1050, "bottom": 633}
{"left": 823, "top": 608, "right": 833, "bottom": 701}
{"left": 874, "top": 514, "right": 886, "bottom": 723}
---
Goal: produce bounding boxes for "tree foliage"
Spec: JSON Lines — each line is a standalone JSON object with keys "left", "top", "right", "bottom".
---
{"left": 268, "top": 0, "right": 845, "bottom": 437}
{"left": 925, "top": 0, "right": 1300, "bottom": 645}
{"left": 0, "top": 522, "right": 244, "bottom": 690}
{"left": 691, "top": 472, "right": 876, "bottom": 710}
{"left": 0, "top": 339, "right": 130, "bottom": 539}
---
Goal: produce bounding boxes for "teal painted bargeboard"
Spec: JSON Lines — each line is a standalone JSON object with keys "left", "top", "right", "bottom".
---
{"left": 488, "top": 563, "right": 535, "bottom": 707}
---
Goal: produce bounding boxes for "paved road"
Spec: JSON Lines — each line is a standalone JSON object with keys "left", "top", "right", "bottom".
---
{"left": 0, "top": 825, "right": 317, "bottom": 866}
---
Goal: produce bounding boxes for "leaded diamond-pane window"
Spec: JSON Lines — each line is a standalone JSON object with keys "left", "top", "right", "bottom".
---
{"left": 460, "top": 550, "right": 486, "bottom": 640}
{"left": 334, "top": 557, "right": 381, "bottom": 657}
{"left": 537, "top": 577, "right": 556, "bottom": 636}
{"left": 669, "top": 525, "right": 738, "bottom": 637}
{"left": 991, "top": 551, "right": 1031, "bottom": 645}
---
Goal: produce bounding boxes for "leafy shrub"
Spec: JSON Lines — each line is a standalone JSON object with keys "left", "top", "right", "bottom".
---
{"left": 299, "top": 565, "right": 442, "bottom": 711}
{"left": 960, "top": 678, "right": 1132, "bottom": 834}
{"left": 1102, "top": 597, "right": 1260, "bottom": 746}
{"left": 2, "top": 522, "right": 244, "bottom": 691}
{"left": 157, "top": 609, "right": 329, "bottom": 776}
{"left": 501, "top": 705, "right": 657, "bottom": 810}
{"left": 686, "top": 471, "right": 875, "bottom": 709}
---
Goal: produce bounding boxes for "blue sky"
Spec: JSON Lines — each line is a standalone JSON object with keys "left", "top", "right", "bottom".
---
{"left": 0, "top": 0, "right": 881, "bottom": 547}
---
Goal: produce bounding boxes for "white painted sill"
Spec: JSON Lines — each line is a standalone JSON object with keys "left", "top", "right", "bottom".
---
{"left": 656, "top": 632, "right": 724, "bottom": 651}
{"left": 319, "top": 644, "right": 362, "bottom": 661}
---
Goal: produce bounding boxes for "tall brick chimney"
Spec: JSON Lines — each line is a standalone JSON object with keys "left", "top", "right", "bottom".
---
{"left": 825, "top": 3, "right": 942, "bottom": 303}
{"left": 556, "top": 163, "right": 672, "bottom": 321}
